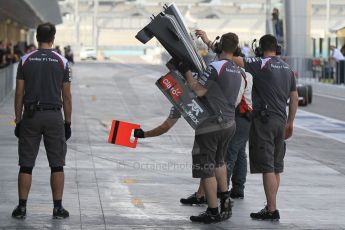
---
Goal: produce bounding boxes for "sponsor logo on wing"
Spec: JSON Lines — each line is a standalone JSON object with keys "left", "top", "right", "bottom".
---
{"left": 160, "top": 75, "right": 177, "bottom": 90}
{"left": 186, "top": 111, "right": 199, "bottom": 124}
{"left": 162, "top": 78, "right": 172, "bottom": 90}
{"left": 187, "top": 99, "right": 204, "bottom": 116}
{"left": 179, "top": 102, "right": 201, "bottom": 125}
{"left": 170, "top": 83, "right": 182, "bottom": 102}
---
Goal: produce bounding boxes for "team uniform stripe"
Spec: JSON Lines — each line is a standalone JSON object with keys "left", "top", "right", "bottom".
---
{"left": 21, "top": 50, "right": 39, "bottom": 66}
{"left": 218, "top": 62, "right": 228, "bottom": 79}
{"left": 51, "top": 51, "right": 65, "bottom": 70}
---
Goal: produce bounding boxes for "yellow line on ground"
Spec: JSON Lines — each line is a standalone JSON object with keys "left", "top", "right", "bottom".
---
{"left": 0, "top": 121, "right": 16, "bottom": 126}
{"left": 0, "top": 114, "right": 12, "bottom": 118}
{"left": 131, "top": 198, "right": 144, "bottom": 207}
{"left": 123, "top": 178, "right": 138, "bottom": 185}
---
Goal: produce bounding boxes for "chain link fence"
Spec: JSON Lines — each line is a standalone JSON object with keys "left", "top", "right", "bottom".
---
{"left": 283, "top": 57, "right": 344, "bottom": 84}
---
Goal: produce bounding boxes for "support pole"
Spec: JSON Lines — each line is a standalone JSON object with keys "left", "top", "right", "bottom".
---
{"left": 284, "top": 0, "right": 312, "bottom": 57}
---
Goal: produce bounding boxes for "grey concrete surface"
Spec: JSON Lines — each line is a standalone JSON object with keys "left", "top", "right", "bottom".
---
{"left": 299, "top": 82, "right": 345, "bottom": 121}
{"left": 1, "top": 58, "right": 345, "bottom": 229}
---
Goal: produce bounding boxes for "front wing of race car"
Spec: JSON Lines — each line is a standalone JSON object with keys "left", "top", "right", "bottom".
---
{"left": 135, "top": 3, "right": 206, "bottom": 75}
{"left": 136, "top": 3, "right": 212, "bottom": 129}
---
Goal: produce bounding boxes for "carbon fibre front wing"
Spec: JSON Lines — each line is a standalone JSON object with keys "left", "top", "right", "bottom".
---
{"left": 136, "top": 3, "right": 211, "bottom": 129}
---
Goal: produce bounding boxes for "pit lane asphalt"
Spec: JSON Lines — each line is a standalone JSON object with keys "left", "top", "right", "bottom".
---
{"left": 300, "top": 83, "right": 345, "bottom": 122}
{"left": 1, "top": 58, "right": 345, "bottom": 229}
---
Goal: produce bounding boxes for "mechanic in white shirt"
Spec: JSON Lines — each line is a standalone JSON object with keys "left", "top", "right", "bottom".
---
{"left": 330, "top": 46, "right": 345, "bottom": 61}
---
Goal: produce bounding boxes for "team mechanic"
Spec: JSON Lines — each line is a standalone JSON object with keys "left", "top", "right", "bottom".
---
{"left": 231, "top": 34, "right": 298, "bottom": 220}
{"left": 135, "top": 33, "right": 242, "bottom": 223}
{"left": 12, "top": 22, "right": 72, "bottom": 219}
{"left": 180, "top": 30, "right": 253, "bottom": 205}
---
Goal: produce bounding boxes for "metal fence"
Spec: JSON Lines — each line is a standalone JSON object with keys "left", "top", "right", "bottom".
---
{"left": 0, "top": 64, "right": 14, "bottom": 103}
{"left": 283, "top": 57, "right": 343, "bottom": 84}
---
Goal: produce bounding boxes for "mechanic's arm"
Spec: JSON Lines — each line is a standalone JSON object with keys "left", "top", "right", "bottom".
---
{"left": 135, "top": 118, "right": 178, "bottom": 138}
{"left": 62, "top": 82, "right": 72, "bottom": 123}
{"left": 195, "top": 30, "right": 212, "bottom": 48}
{"left": 195, "top": 29, "right": 246, "bottom": 69}
{"left": 285, "top": 90, "right": 298, "bottom": 139}
{"left": 185, "top": 70, "right": 207, "bottom": 97}
{"left": 145, "top": 118, "right": 178, "bottom": 137}
{"left": 14, "top": 80, "right": 24, "bottom": 123}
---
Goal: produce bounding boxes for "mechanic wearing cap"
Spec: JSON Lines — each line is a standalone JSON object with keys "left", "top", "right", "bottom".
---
{"left": 135, "top": 32, "right": 242, "bottom": 223}
{"left": 12, "top": 22, "right": 72, "bottom": 219}
{"left": 231, "top": 34, "right": 298, "bottom": 220}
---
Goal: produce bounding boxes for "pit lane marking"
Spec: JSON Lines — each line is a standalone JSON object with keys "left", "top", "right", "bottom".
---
{"left": 313, "top": 93, "right": 345, "bottom": 102}
{"left": 295, "top": 110, "right": 345, "bottom": 144}
{"left": 131, "top": 198, "right": 144, "bottom": 207}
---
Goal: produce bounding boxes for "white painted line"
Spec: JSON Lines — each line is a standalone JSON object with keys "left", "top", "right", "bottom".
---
{"left": 294, "top": 124, "right": 345, "bottom": 144}
{"left": 313, "top": 93, "right": 345, "bottom": 102}
{"left": 298, "top": 109, "right": 345, "bottom": 123}
{"left": 110, "top": 57, "right": 126, "bottom": 64}
{"left": 295, "top": 109, "right": 345, "bottom": 144}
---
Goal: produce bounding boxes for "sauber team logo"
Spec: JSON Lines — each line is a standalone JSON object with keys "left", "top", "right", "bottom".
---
{"left": 187, "top": 99, "right": 204, "bottom": 116}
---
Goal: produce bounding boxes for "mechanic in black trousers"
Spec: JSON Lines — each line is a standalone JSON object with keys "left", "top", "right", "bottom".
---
{"left": 12, "top": 22, "right": 72, "bottom": 219}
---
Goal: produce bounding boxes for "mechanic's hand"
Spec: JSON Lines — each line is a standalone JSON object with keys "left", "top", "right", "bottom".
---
{"left": 134, "top": 128, "right": 145, "bottom": 138}
{"left": 195, "top": 30, "right": 210, "bottom": 45}
{"left": 285, "top": 122, "right": 293, "bottom": 140}
{"left": 64, "top": 122, "right": 71, "bottom": 141}
{"left": 177, "top": 62, "right": 191, "bottom": 74}
{"left": 14, "top": 121, "right": 21, "bottom": 138}
{"left": 166, "top": 58, "right": 179, "bottom": 71}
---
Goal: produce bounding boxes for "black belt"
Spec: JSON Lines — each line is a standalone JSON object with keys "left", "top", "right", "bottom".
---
{"left": 24, "top": 106, "right": 61, "bottom": 111}
{"left": 36, "top": 107, "right": 61, "bottom": 111}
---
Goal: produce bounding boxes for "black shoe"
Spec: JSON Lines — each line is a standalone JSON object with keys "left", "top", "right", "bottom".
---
{"left": 229, "top": 189, "right": 244, "bottom": 199}
{"left": 250, "top": 206, "right": 280, "bottom": 221}
{"left": 180, "top": 193, "right": 207, "bottom": 205}
{"left": 53, "top": 207, "right": 69, "bottom": 219}
{"left": 220, "top": 192, "right": 233, "bottom": 220}
{"left": 12, "top": 205, "right": 26, "bottom": 219}
{"left": 190, "top": 209, "right": 221, "bottom": 224}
